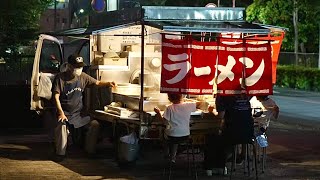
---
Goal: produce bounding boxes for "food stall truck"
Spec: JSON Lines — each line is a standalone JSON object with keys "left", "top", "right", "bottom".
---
{"left": 30, "top": 6, "right": 286, "bottom": 162}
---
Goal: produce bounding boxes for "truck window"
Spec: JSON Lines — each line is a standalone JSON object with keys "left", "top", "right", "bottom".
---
{"left": 39, "top": 39, "right": 61, "bottom": 73}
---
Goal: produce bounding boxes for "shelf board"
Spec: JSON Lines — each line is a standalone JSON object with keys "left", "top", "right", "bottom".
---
{"left": 91, "top": 65, "right": 129, "bottom": 71}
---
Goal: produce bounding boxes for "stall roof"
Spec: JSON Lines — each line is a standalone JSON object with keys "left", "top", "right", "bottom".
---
{"left": 142, "top": 6, "right": 285, "bottom": 34}
{"left": 41, "top": 23, "right": 141, "bottom": 37}
{"left": 44, "top": 6, "right": 286, "bottom": 37}
{"left": 145, "top": 21, "right": 270, "bottom": 34}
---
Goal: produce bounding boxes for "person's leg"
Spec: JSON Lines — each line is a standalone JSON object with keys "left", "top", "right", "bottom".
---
{"left": 203, "top": 134, "right": 215, "bottom": 170}
{"left": 166, "top": 136, "right": 178, "bottom": 162}
{"left": 203, "top": 134, "right": 229, "bottom": 176}
{"left": 41, "top": 108, "right": 58, "bottom": 155}
{"left": 42, "top": 109, "right": 57, "bottom": 143}
{"left": 203, "top": 134, "right": 216, "bottom": 176}
{"left": 164, "top": 135, "right": 189, "bottom": 162}
{"left": 214, "top": 135, "right": 230, "bottom": 168}
{"left": 53, "top": 121, "right": 69, "bottom": 161}
{"left": 84, "top": 119, "right": 100, "bottom": 154}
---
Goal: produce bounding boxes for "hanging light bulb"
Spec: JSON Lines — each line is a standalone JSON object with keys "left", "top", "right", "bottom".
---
{"left": 91, "top": 0, "right": 106, "bottom": 13}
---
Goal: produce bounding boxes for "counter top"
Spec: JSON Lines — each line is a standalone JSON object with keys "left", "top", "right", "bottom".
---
{"left": 146, "top": 109, "right": 203, "bottom": 117}
{"left": 94, "top": 110, "right": 140, "bottom": 121}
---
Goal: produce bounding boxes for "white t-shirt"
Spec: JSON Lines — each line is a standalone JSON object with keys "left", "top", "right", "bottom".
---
{"left": 250, "top": 96, "right": 278, "bottom": 129}
{"left": 162, "top": 102, "right": 197, "bottom": 137}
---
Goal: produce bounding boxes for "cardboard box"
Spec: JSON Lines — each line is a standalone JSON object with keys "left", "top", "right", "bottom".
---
{"left": 105, "top": 105, "right": 134, "bottom": 117}
{"left": 97, "top": 57, "right": 128, "bottom": 66}
{"left": 124, "top": 44, "right": 154, "bottom": 52}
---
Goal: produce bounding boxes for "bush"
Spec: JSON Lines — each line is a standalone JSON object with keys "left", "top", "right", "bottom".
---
{"left": 276, "top": 65, "right": 320, "bottom": 92}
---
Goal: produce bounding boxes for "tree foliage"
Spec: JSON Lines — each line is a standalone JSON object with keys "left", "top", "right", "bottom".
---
{"left": 0, "top": 0, "right": 53, "bottom": 58}
{"left": 246, "top": 0, "right": 320, "bottom": 52}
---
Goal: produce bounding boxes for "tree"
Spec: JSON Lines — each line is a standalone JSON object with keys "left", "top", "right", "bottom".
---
{"left": 0, "top": 0, "right": 53, "bottom": 58}
{"left": 246, "top": 0, "right": 320, "bottom": 53}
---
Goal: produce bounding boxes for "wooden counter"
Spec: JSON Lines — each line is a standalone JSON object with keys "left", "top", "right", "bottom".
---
{"left": 91, "top": 109, "right": 222, "bottom": 141}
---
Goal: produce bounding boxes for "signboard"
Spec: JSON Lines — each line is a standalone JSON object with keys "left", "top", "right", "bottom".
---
{"left": 220, "top": 32, "right": 285, "bottom": 84}
{"left": 160, "top": 34, "right": 272, "bottom": 96}
{"left": 91, "top": 0, "right": 106, "bottom": 13}
{"left": 97, "top": 25, "right": 161, "bottom": 52}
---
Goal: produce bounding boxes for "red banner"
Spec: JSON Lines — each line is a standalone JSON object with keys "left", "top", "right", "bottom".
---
{"left": 160, "top": 34, "right": 273, "bottom": 95}
{"left": 220, "top": 32, "right": 285, "bottom": 84}
{"left": 246, "top": 32, "right": 285, "bottom": 84}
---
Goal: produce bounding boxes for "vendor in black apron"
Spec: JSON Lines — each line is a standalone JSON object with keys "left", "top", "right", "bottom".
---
{"left": 204, "top": 93, "right": 254, "bottom": 176}
{"left": 51, "top": 54, "right": 116, "bottom": 162}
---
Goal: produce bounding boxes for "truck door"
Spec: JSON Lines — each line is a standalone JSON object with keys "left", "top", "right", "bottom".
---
{"left": 30, "top": 34, "right": 62, "bottom": 112}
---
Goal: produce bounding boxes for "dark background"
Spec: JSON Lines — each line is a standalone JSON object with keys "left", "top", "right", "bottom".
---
{"left": 0, "top": 85, "right": 42, "bottom": 129}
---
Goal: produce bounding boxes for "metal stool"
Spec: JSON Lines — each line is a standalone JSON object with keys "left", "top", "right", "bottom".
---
{"left": 163, "top": 137, "right": 198, "bottom": 180}
{"left": 254, "top": 124, "right": 268, "bottom": 173}
{"left": 229, "top": 140, "right": 259, "bottom": 180}
{"left": 256, "top": 132, "right": 268, "bottom": 173}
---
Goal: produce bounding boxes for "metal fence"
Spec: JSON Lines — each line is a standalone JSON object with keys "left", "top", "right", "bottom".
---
{"left": 278, "top": 52, "right": 319, "bottom": 68}
{"left": 0, "top": 55, "right": 34, "bottom": 86}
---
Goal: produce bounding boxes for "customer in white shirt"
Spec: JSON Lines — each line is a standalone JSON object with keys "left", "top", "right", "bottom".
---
{"left": 154, "top": 93, "right": 201, "bottom": 163}
{"left": 250, "top": 95, "right": 280, "bottom": 132}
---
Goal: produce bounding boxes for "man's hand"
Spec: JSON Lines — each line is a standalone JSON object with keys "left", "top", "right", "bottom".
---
{"left": 154, "top": 106, "right": 161, "bottom": 115}
{"left": 58, "top": 113, "right": 68, "bottom": 122}
{"left": 108, "top": 81, "right": 117, "bottom": 88}
{"left": 96, "top": 81, "right": 117, "bottom": 87}
{"left": 208, "top": 105, "right": 214, "bottom": 113}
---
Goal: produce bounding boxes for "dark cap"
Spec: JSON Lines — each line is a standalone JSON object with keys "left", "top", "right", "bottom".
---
{"left": 68, "top": 54, "right": 86, "bottom": 68}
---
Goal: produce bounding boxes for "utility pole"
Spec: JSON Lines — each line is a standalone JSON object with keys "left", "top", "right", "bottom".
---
{"left": 293, "top": 0, "right": 299, "bottom": 66}
{"left": 318, "top": 24, "right": 320, "bottom": 69}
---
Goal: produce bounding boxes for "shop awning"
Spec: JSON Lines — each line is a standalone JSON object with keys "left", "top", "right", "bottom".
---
{"left": 145, "top": 21, "right": 270, "bottom": 34}
{"left": 43, "top": 6, "right": 286, "bottom": 37}
{"left": 142, "top": 6, "right": 286, "bottom": 34}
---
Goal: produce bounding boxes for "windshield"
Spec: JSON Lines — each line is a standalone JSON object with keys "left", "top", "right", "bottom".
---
{"left": 39, "top": 39, "right": 62, "bottom": 73}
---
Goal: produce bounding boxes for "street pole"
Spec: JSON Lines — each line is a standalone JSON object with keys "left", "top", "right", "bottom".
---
{"left": 318, "top": 24, "right": 320, "bottom": 69}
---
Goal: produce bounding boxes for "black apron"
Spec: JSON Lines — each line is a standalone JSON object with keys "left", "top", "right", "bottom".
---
{"left": 60, "top": 77, "right": 83, "bottom": 125}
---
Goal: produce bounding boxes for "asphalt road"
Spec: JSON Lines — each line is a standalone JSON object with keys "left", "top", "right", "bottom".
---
{"left": 272, "top": 86, "right": 320, "bottom": 127}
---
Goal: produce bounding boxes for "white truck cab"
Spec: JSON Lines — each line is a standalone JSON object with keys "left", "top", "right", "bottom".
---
{"left": 30, "top": 34, "right": 62, "bottom": 112}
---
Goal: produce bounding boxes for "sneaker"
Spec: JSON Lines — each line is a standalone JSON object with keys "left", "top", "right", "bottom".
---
{"left": 170, "top": 158, "right": 176, "bottom": 163}
{"left": 223, "top": 167, "right": 228, "bottom": 176}
{"left": 169, "top": 155, "right": 176, "bottom": 163}
{"left": 206, "top": 170, "right": 213, "bottom": 176}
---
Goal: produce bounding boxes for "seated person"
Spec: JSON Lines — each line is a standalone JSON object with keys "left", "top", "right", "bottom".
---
{"left": 154, "top": 93, "right": 201, "bottom": 163}
{"left": 204, "top": 93, "right": 254, "bottom": 176}
{"left": 250, "top": 95, "right": 280, "bottom": 133}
